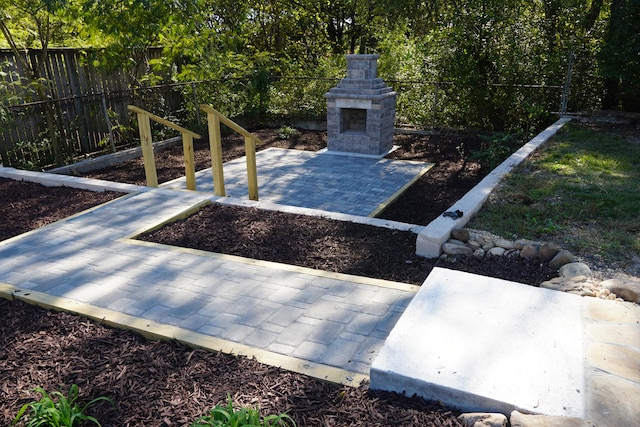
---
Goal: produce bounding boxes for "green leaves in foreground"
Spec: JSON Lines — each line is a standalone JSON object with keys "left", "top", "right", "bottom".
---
{"left": 12, "top": 384, "right": 113, "bottom": 427}
{"left": 190, "top": 396, "right": 296, "bottom": 427}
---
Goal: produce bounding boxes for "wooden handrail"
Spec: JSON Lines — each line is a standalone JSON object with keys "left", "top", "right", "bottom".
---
{"left": 199, "top": 104, "right": 262, "bottom": 143}
{"left": 200, "top": 104, "right": 259, "bottom": 200}
{"left": 128, "top": 105, "right": 200, "bottom": 190}
{"left": 128, "top": 105, "right": 201, "bottom": 139}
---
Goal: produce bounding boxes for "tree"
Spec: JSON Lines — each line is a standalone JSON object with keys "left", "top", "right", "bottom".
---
{"left": 80, "top": 0, "right": 197, "bottom": 82}
{"left": 600, "top": 0, "right": 640, "bottom": 110}
{"left": 0, "top": 0, "right": 71, "bottom": 165}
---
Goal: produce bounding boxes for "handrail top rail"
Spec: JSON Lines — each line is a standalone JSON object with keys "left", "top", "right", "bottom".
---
{"left": 200, "top": 104, "right": 262, "bottom": 143}
{"left": 128, "top": 105, "right": 201, "bottom": 139}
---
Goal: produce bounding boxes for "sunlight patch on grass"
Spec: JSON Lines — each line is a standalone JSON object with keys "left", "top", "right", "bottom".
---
{"left": 469, "top": 122, "right": 640, "bottom": 265}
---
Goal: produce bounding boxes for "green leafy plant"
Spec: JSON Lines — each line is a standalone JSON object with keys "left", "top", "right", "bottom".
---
{"left": 190, "top": 396, "right": 296, "bottom": 427}
{"left": 6, "top": 138, "right": 56, "bottom": 171}
{"left": 12, "top": 384, "right": 113, "bottom": 427}
{"left": 470, "top": 132, "right": 522, "bottom": 170}
{"left": 277, "top": 125, "right": 298, "bottom": 140}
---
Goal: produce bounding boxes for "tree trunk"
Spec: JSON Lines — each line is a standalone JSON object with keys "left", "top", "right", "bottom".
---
{"left": 0, "top": 17, "right": 65, "bottom": 166}
{"left": 601, "top": 0, "right": 625, "bottom": 110}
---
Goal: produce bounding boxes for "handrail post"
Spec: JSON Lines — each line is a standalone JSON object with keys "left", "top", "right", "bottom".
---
{"left": 182, "top": 132, "right": 196, "bottom": 190}
{"left": 135, "top": 111, "right": 158, "bottom": 187}
{"left": 244, "top": 135, "right": 258, "bottom": 200}
{"left": 200, "top": 104, "right": 260, "bottom": 200}
{"left": 207, "top": 112, "right": 226, "bottom": 196}
{"left": 128, "top": 105, "right": 200, "bottom": 190}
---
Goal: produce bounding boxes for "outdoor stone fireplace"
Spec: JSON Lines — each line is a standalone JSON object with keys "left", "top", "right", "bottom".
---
{"left": 325, "top": 54, "right": 397, "bottom": 155}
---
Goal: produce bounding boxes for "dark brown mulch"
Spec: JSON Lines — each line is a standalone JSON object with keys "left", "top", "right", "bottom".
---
{"left": 0, "top": 128, "right": 551, "bottom": 426}
{"left": 138, "top": 204, "right": 555, "bottom": 287}
{"left": 381, "top": 133, "right": 484, "bottom": 225}
{"left": 0, "top": 178, "right": 124, "bottom": 242}
{"left": 0, "top": 298, "right": 463, "bottom": 427}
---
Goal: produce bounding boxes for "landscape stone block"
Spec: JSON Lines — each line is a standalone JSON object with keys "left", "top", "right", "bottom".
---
{"left": 509, "top": 410, "right": 588, "bottom": 427}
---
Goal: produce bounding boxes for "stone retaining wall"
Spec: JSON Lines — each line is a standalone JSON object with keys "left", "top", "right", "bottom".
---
{"left": 48, "top": 136, "right": 181, "bottom": 175}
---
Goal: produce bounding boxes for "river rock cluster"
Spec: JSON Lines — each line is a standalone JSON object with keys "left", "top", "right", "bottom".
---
{"left": 458, "top": 410, "right": 589, "bottom": 427}
{"left": 443, "top": 228, "right": 574, "bottom": 269}
{"left": 442, "top": 228, "right": 640, "bottom": 304}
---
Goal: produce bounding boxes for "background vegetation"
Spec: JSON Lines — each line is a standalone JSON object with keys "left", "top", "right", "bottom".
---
{"left": 469, "top": 122, "right": 640, "bottom": 268}
{"left": 1, "top": 0, "right": 639, "bottom": 168}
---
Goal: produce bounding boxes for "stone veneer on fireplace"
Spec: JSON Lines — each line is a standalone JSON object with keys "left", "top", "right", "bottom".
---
{"left": 325, "top": 54, "right": 397, "bottom": 155}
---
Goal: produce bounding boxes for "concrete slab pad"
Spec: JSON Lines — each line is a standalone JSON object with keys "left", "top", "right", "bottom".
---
{"left": 370, "top": 267, "right": 585, "bottom": 418}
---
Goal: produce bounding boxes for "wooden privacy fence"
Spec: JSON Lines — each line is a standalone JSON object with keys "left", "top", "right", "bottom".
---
{"left": 0, "top": 47, "right": 165, "bottom": 166}
{"left": 129, "top": 104, "right": 259, "bottom": 201}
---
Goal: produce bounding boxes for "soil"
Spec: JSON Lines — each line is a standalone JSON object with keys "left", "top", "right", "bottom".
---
{"left": 0, "top": 128, "right": 553, "bottom": 426}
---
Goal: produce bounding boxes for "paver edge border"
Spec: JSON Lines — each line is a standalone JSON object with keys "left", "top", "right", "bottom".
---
{"left": 124, "top": 198, "right": 214, "bottom": 237}
{"left": 122, "top": 237, "right": 421, "bottom": 293}
{"left": 0, "top": 282, "right": 368, "bottom": 387}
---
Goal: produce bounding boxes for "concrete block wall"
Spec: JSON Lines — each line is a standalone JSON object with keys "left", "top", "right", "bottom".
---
{"left": 415, "top": 117, "right": 572, "bottom": 258}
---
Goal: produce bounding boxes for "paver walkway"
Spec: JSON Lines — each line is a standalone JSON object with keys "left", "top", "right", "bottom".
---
{"left": 1, "top": 136, "right": 638, "bottom": 426}
{"left": 161, "top": 148, "right": 432, "bottom": 216}
{"left": 0, "top": 186, "right": 418, "bottom": 383}
{"left": 1, "top": 150, "right": 430, "bottom": 383}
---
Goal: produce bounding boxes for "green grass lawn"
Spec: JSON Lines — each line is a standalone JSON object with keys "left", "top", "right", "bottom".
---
{"left": 469, "top": 122, "right": 640, "bottom": 268}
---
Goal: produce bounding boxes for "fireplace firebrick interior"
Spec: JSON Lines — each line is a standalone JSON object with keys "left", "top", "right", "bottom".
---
{"left": 341, "top": 108, "right": 367, "bottom": 133}
{"left": 325, "top": 54, "right": 397, "bottom": 155}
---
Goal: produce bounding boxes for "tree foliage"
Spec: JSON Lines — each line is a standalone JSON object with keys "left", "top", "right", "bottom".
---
{"left": 1, "top": 0, "right": 639, "bottom": 135}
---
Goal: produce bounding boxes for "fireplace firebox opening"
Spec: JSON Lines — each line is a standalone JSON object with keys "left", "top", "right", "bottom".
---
{"left": 341, "top": 108, "right": 367, "bottom": 133}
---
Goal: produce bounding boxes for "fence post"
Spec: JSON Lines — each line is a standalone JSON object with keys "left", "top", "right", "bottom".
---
{"left": 191, "top": 82, "right": 201, "bottom": 125}
{"left": 134, "top": 111, "right": 159, "bottom": 187}
{"left": 207, "top": 112, "right": 226, "bottom": 196}
{"left": 244, "top": 135, "right": 258, "bottom": 201}
{"left": 101, "top": 93, "right": 116, "bottom": 153}
{"left": 182, "top": 132, "right": 196, "bottom": 190}
{"left": 65, "top": 51, "right": 91, "bottom": 154}
{"left": 561, "top": 51, "right": 574, "bottom": 115}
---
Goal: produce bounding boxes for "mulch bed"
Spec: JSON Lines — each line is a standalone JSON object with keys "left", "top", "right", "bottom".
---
{"left": 0, "top": 178, "right": 124, "bottom": 242}
{"left": 138, "top": 204, "right": 555, "bottom": 286}
{"left": 0, "top": 299, "right": 463, "bottom": 427}
{"left": 0, "top": 128, "right": 552, "bottom": 426}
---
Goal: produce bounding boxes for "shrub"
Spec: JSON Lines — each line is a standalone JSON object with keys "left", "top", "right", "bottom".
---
{"left": 470, "top": 132, "right": 523, "bottom": 170}
{"left": 277, "top": 125, "right": 298, "bottom": 140}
